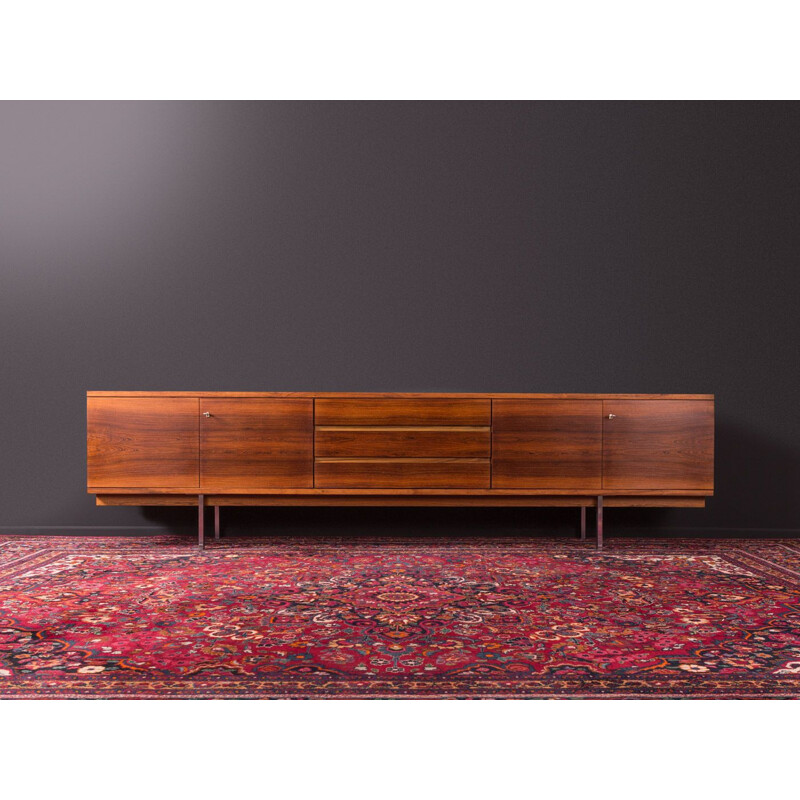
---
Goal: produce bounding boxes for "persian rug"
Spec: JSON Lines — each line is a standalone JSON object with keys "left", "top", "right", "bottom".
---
{"left": 1, "top": 535, "right": 799, "bottom": 699}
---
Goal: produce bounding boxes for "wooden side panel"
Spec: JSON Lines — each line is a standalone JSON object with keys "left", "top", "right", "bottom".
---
{"left": 315, "top": 427, "right": 490, "bottom": 458}
{"left": 315, "top": 459, "right": 490, "bottom": 488}
{"left": 200, "top": 399, "right": 313, "bottom": 489}
{"left": 315, "top": 399, "right": 490, "bottom": 426}
{"left": 492, "top": 400, "right": 603, "bottom": 489}
{"left": 602, "top": 399, "right": 714, "bottom": 490}
{"left": 87, "top": 397, "right": 199, "bottom": 488}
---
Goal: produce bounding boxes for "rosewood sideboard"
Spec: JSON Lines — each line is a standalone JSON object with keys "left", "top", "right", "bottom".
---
{"left": 86, "top": 392, "right": 715, "bottom": 549}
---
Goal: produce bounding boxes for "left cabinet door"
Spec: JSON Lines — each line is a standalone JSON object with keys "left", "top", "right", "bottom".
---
{"left": 87, "top": 397, "right": 200, "bottom": 488}
{"left": 200, "top": 399, "right": 313, "bottom": 489}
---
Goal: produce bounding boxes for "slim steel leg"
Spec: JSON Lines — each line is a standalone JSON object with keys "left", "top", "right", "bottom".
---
{"left": 580, "top": 506, "right": 586, "bottom": 540}
{"left": 214, "top": 505, "right": 220, "bottom": 540}
{"left": 596, "top": 495, "right": 603, "bottom": 550}
{"left": 198, "top": 494, "right": 205, "bottom": 550}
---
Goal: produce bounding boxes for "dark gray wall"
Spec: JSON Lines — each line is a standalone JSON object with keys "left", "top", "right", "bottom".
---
{"left": 2, "top": 101, "right": 799, "bottom": 536}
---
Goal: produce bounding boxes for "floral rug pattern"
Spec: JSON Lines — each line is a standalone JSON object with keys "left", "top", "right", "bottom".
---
{"left": 1, "top": 535, "right": 799, "bottom": 698}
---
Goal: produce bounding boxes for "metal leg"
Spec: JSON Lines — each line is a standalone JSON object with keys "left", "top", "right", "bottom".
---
{"left": 198, "top": 494, "right": 205, "bottom": 550}
{"left": 214, "top": 505, "right": 220, "bottom": 540}
{"left": 580, "top": 506, "right": 586, "bottom": 540}
{"left": 596, "top": 495, "right": 603, "bottom": 550}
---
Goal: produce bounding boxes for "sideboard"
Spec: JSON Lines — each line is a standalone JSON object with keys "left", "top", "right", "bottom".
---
{"left": 86, "top": 392, "right": 714, "bottom": 549}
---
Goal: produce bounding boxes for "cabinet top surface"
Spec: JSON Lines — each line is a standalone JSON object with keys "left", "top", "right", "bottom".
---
{"left": 87, "top": 391, "right": 714, "bottom": 400}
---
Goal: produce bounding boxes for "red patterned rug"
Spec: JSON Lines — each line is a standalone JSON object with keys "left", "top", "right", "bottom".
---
{"left": 1, "top": 535, "right": 799, "bottom": 699}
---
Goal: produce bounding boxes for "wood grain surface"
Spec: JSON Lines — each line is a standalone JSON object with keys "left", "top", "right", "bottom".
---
{"left": 200, "top": 398, "right": 313, "bottom": 489}
{"left": 88, "top": 391, "right": 714, "bottom": 400}
{"left": 602, "top": 399, "right": 714, "bottom": 490}
{"left": 492, "top": 399, "right": 603, "bottom": 488}
{"left": 95, "top": 493, "right": 705, "bottom": 507}
{"left": 87, "top": 397, "right": 199, "bottom": 488}
{"left": 314, "top": 458, "right": 491, "bottom": 488}
{"left": 315, "top": 426, "right": 490, "bottom": 458}
{"left": 315, "top": 398, "right": 491, "bottom": 426}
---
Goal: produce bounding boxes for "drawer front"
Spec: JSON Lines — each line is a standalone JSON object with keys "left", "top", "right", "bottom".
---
{"left": 315, "top": 426, "right": 490, "bottom": 458}
{"left": 315, "top": 459, "right": 490, "bottom": 488}
{"left": 315, "top": 399, "right": 490, "bottom": 426}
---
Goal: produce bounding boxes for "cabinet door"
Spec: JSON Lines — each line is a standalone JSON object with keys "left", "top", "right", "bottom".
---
{"left": 602, "top": 400, "right": 714, "bottom": 490}
{"left": 492, "top": 400, "right": 602, "bottom": 489}
{"left": 87, "top": 397, "right": 199, "bottom": 488}
{"left": 200, "top": 399, "right": 313, "bottom": 489}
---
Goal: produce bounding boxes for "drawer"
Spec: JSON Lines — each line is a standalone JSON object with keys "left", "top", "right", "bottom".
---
{"left": 315, "top": 426, "right": 490, "bottom": 458}
{"left": 315, "top": 398, "right": 490, "bottom": 426}
{"left": 314, "top": 458, "right": 491, "bottom": 488}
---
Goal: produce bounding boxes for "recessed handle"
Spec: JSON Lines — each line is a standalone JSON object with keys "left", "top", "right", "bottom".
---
{"left": 607, "top": 413, "right": 616, "bottom": 420}
{"left": 203, "top": 411, "right": 211, "bottom": 418}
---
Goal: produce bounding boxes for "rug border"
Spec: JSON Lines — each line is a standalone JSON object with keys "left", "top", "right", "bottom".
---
{"left": 2, "top": 676, "right": 799, "bottom": 700}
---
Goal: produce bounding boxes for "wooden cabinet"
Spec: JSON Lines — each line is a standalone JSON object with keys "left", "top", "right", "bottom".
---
{"left": 87, "top": 392, "right": 714, "bottom": 549}
{"left": 492, "top": 400, "right": 602, "bottom": 489}
{"left": 200, "top": 399, "right": 313, "bottom": 489}
{"left": 87, "top": 397, "right": 199, "bottom": 488}
{"left": 602, "top": 399, "right": 714, "bottom": 490}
